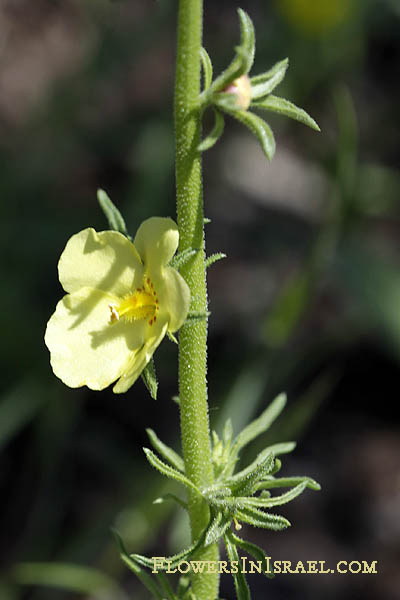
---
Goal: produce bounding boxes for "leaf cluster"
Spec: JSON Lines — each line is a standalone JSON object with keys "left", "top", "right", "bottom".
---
{"left": 116, "top": 393, "right": 320, "bottom": 599}
{"left": 198, "top": 9, "right": 319, "bottom": 159}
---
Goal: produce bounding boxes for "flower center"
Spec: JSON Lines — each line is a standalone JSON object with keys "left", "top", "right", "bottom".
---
{"left": 109, "top": 276, "right": 159, "bottom": 326}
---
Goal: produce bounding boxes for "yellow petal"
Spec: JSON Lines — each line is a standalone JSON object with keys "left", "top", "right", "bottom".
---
{"left": 153, "top": 266, "right": 191, "bottom": 333}
{"left": 45, "top": 287, "right": 146, "bottom": 391}
{"left": 134, "top": 217, "right": 179, "bottom": 270}
{"left": 58, "top": 228, "right": 143, "bottom": 297}
{"left": 113, "top": 319, "right": 168, "bottom": 393}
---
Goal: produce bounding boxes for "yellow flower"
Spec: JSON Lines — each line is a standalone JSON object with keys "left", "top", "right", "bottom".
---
{"left": 277, "top": 0, "right": 353, "bottom": 36}
{"left": 45, "top": 217, "right": 190, "bottom": 394}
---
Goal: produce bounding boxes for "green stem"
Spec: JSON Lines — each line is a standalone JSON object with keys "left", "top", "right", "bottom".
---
{"left": 175, "top": 1, "right": 219, "bottom": 599}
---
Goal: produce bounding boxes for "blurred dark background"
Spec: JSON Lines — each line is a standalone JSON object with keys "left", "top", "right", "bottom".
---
{"left": 1, "top": 0, "right": 399, "bottom": 599}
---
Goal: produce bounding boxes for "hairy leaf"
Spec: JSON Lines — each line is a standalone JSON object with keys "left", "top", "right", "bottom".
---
{"left": 146, "top": 429, "right": 184, "bottom": 472}
{"left": 252, "top": 95, "right": 320, "bottom": 131}
{"left": 113, "top": 530, "right": 164, "bottom": 599}
{"left": 169, "top": 248, "right": 198, "bottom": 270}
{"left": 141, "top": 358, "right": 158, "bottom": 400}
{"left": 236, "top": 506, "right": 290, "bottom": 530}
{"left": 229, "top": 110, "right": 275, "bottom": 160}
{"left": 250, "top": 58, "right": 289, "bottom": 99}
{"left": 231, "top": 393, "right": 287, "bottom": 457}
{"left": 198, "top": 109, "right": 225, "bottom": 152}
{"left": 224, "top": 533, "right": 251, "bottom": 600}
{"left": 229, "top": 532, "right": 273, "bottom": 578}
{"left": 200, "top": 47, "right": 213, "bottom": 91}
{"left": 205, "top": 252, "right": 227, "bottom": 268}
{"left": 143, "top": 448, "right": 201, "bottom": 495}
{"left": 97, "top": 189, "right": 129, "bottom": 238}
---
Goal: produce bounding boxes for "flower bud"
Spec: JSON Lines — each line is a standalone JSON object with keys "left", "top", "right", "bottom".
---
{"left": 224, "top": 74, "right": 252, "bottom": 110}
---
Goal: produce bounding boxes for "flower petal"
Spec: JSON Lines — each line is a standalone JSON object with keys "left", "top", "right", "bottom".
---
{"left": 113, "top": 319, "right": 169, "bottom": 393}
{"left": 133, "top": 217, "right": 179, "bottom": 269}
{"left": 154, "top": 266, "right": 191, "bottom": 332}
{"left": 44, "top": 287, "right": 146, "bottom": 391}
{"left": 59, "top": 228, "right": 143, "bottom": 296}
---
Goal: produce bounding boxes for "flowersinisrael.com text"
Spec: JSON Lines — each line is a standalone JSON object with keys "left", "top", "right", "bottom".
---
{"left": 151, "top": 556, "right": 378, "bottom": 575}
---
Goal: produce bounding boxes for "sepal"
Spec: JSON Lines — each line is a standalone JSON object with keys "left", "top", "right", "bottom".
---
{"left": 141, "top": 358, "right": 158, "bottom": 400}
{"left": 227, "top": 109, "right": 276, "bottom": 160}
{"left": 252, "top": 95, "right": 320, "bottom": 131}
{"left": 198, "top": 109, "right": 225, "bottom": 152}
{"left": 250, "top": 58, "right": 288, "bottom": 100}
{"left": 207, "top": 9, "right": 255, "bottom": 99}
{"left": 169, "top": 248, "right": 199, "bottom": 271}
{"left": 200, "top": 47, "right": 213, "bottom": 92}
{"left": 97, "top": 189, "right": 130, "bottom": 239}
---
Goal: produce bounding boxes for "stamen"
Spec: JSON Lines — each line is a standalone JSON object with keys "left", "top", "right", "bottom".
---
{"left": 109, "top": 305, "right": 120, "bottom": 323}
{"left": 109, "top": 276, "right": 158, "bottom": 325}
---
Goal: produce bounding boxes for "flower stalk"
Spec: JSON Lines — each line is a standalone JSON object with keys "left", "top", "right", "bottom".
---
{"left": 174, "top": 0, "right": 219, "bottom": 598}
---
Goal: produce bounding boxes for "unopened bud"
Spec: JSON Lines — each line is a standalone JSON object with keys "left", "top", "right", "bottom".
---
{"left": 224, "top": 74, "right": 252, "bottom": 110}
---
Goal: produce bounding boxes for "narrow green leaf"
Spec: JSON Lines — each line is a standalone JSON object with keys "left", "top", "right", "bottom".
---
{"left": 200, "top": 47, "right": 213, "bottom": 91}
{"left": 257, "top": 476, "right": 321, "bottom": 491}
{"left": 236, "top": 8, "right": 255, "bottom": 76}
{"left": 252, "top": 95, "right": 320, "bottom": 131}
{"left": 223, "top": 418, "right": 233, "bottom": 446}
{"left": 250, "top": 58, "right": 289, "bottom": 99}
{"left": 143, "top": 448, "right": 201, "bottom": 496}
{"left": 146, "top": 429, "right": 185, "bottom": 472}
{"left": 270, "top": 458, "right": 282, "bottom": 475}
{"left": 155, "top": 572, "right": 179, "bottom": 600}
{"left": 205, "top": 252, "right": 227, "bottom": 268}
{"left": 236, "top": 506, "right": 290, "bottom": 530}
{"left": 12, "top": 562, "right": 127, "bottom": 600}
{"left": 231, "top": 393, "right": 287, "bottom": 456}
{"left": 205, "top": 511, "right": 232, "bottom": 546}
{"left": 230, "top": 533, "right": 273, "bottom": 578}
{"left": 113, "top": 530, "right": 163, "bottom": 599}
{"left": 229, "top": 110, "right": 275, "bottom": 160}
{"left": 225, "top": 450, "right": 274, "bottom": 496}
{"left": 169, "top": 248, "right": 199, "bottom": 270}
{"left": 245, "top": 481, "right": 307, "bottom": 508}
{"left": 141, "top": 358, "right": 158, "bottom": 400}
{"left": 224, "top": 533, "right": 251, "bottom": 600}
{"left": 132, "top": 533, "right": 205, "bottom": 571}
{"left": 263, "top": 441, "right": 296, "bottom": 456}
{"left": 198, "top": 109, "right": 225, "bottom": 152}
{"left": 97, "top": 189, "right": 129, "bottom": 237}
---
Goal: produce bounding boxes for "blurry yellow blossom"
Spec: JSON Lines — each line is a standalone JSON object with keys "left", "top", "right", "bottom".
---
{"left": 277, "top": 0, "right": 354, "bottom": 36}
{"left": 45, "top": 217, "right": 190, "bottom": 394}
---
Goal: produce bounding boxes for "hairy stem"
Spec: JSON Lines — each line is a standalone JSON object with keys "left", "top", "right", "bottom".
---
{"left": 175, "top": 0, "right": 219, "bottom": 598}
